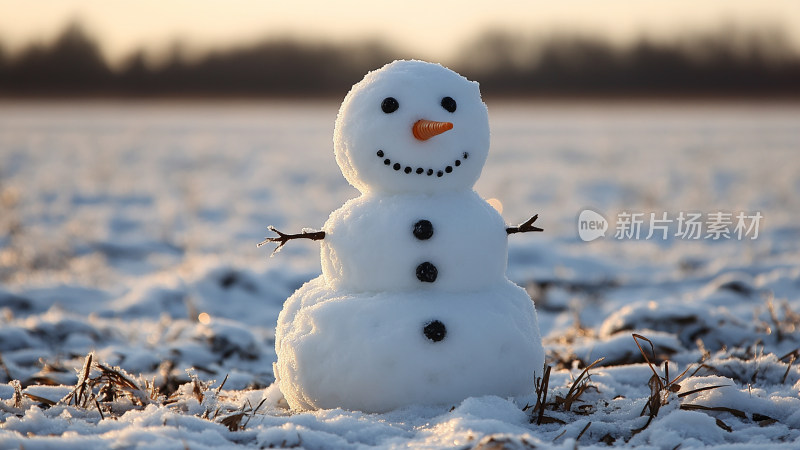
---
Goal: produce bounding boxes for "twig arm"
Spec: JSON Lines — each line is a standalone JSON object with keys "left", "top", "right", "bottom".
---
{"left": 506, "top": 214, "right": 544, "bottom": 235}
{"left": 258, "top": 226, "right": 325, "bottom": 256}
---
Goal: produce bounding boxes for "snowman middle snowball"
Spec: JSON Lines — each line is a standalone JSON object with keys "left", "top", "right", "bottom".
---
{"left": 271, "top": 60, "right": 545, "bottom": 413}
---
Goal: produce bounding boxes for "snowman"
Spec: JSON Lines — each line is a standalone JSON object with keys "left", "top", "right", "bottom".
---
{"left": 261, "top": 60, "right": 545, "bottom": 413}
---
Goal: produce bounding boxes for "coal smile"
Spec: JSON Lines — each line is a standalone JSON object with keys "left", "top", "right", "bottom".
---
{"left": 376, "top": 150, "right": 469, "bottom": 178}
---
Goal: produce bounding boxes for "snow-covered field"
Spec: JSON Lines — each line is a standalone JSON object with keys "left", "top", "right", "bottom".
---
{"left": 1, "top": 100, "right": 799, "bottom": 448}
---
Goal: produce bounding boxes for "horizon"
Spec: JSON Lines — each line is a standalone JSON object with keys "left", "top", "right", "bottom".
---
{"left": 2, "top": 19, "right": 799, "bottom": 99}
{"left": 1, "top": 0, "right": 799, "bottom": 67}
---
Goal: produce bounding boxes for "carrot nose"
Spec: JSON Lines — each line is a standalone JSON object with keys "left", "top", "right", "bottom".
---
{"left": 412, "top": 119, "right": 453, "bottom": 141}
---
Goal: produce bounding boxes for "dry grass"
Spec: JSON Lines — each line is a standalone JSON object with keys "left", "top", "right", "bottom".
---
{"left": 530, "top": 330, "right": 787, "bottom": 444}
{"left": 630, "top": 333, "right": 739, "bottom": 437}
{"left": 527, "top": 357, "right": 604, "bottom": 426}
{"left": 2, "top": 352, "right": 268, "bottom": 433}
{"left": 761, "top": 293, "right": 800, "bottom": 342}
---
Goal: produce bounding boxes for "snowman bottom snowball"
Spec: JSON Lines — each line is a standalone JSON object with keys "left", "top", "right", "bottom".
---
{"left": 262, "top": 59, "right": 545, "bottom": 413}
{"left": 274, "top": 278, "right": 544, "bottom": 412}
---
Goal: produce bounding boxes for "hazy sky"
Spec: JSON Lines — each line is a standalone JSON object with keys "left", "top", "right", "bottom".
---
{"left": 1, "top": 0, "right": 798, "bottom": 65}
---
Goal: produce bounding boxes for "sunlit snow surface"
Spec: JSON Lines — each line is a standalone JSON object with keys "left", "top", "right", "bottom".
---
{"left": 1, "top": 101, "right": 799, "bottom": 448}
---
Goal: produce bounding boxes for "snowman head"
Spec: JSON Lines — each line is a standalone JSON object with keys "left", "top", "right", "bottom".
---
{"left": 334, "top": 60, "right": 490, "bottom": 195}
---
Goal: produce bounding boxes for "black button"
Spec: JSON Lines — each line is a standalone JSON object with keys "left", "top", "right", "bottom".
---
{"left": 423, "top": 320, "right": 447, "bottom": 342}
{"left": 413, "top": 220, "right": 434, "bottom": 240}
{"left": 416, "top": 262, "right": 438, "bottom": 283}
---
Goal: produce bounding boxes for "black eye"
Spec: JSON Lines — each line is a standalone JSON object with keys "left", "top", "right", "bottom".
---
{"left": 381, "top": 97, "right": 399, "bottom": 113}
{"left": 441, "top": 96, "right": 456, "bottom": 113}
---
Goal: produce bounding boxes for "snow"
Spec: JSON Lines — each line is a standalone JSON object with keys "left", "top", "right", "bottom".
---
{"left": 1, "top": 98, "right": 799, "bottom": 447}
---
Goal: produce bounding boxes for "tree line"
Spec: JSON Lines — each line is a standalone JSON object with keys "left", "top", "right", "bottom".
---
{"left": 1, "top": 22, "right": 799, "bottom": 98}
